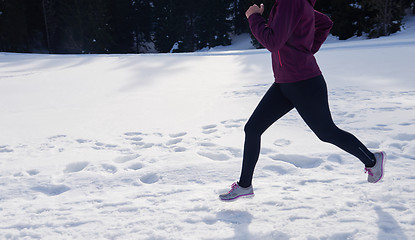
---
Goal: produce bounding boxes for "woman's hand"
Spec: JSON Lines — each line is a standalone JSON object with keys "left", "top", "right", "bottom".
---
{"left": 246, "top": 3, "right": 265, "bottom": 19}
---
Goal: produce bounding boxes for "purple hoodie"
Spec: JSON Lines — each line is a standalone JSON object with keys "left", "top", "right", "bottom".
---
{"left": 248, "top": 0, "right": 333, "bottom": 83}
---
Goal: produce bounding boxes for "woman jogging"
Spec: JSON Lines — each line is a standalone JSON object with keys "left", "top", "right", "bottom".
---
{"left": 220, "top": 0, "right": 386, "bottom": 201}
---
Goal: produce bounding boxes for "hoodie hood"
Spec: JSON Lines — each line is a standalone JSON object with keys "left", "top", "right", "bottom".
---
{"left": 308, "top": 0, "right": 316, "bottom": 6}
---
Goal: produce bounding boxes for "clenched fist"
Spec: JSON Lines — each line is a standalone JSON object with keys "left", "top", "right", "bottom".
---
{"left": 246, "top": 3, "right": 265, "bottom": 19}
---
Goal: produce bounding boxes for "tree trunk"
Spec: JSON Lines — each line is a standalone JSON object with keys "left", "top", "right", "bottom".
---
{"left": 42, "top": 0, "right": 51, "bottom": 53}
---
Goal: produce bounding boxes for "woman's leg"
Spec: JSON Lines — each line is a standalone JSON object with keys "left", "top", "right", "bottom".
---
{"left": 238, "top": 83, "right": 294, "bottom": 188}
{"left": 280, "top": 75, "right": 376, "bottom": 167}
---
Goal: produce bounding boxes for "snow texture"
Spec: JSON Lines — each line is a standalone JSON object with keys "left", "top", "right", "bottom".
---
{"left": 0, "top": 16, "right": 415, "bottom": 240}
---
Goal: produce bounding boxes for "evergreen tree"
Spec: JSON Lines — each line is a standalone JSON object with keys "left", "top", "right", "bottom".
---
{"left": 365, "top": 0, "right": 393, "bottom": 37}
{"left": 55, "top": 0, "right": 112, "bottom": 53}
{"left": 25, "top": 0, "right": 49, "bottom": 52}
{"left": 153, "top": 0, "right": 234, "bottom": 52}
{"left": 0, "top": 0, "right": 29, "bottom": 52}
{"left": 405, "top": 0, "right": 415, "bottom": 14}
{"left": 42, "top": 0, "right": 58, "bottom": 53}
{"left": 1, "top": 0, "right": 413, "bottom": 54}
{"left": 232, "top": 0, "right": 251, "bottom": 35}
{"left": 131, "top": 0, "right": 153, "bottom": 53}
{"left": 364, "top": 0, "right": 412, "bottom": 38}
{"left": 179, "top": 0, "right": 198, "bottom": 52}
{"left": 108, "top": 0, "right": 135, "bottom": 53}
{"left": 195, "top": 0, "right": 233, "bottom": 50}
{"left": 108, "top": 0, "right": 153, "bottom": 53}
{"left": 316, "top": 0, "right": 413, "bottom": 40}
{"left": 330, "top": 0, "right": 366, "bottom": 40}
{"left": 314, "top": 0, "right": 332, "bottom": 13}
{"left": 152, "top": 0, "right": 187, "bottom": 52}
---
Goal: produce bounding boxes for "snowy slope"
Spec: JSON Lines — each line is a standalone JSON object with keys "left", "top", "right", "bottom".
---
{"left": 0, "top": 17, "right": 415, "bottom": 239}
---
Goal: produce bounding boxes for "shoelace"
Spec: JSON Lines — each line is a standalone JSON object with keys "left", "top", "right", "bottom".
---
{"left": 365, "top": 168, "right": 374, "bottom": 176}
{"left": 228, "top": 182, "right": 239, "bottom": 193}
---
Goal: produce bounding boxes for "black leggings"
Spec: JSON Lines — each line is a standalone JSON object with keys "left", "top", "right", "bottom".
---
{"left": 238, "top": 75, "right": 375, "bottom": 188}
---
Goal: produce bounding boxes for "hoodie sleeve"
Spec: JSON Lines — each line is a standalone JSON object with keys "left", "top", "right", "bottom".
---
{"left": 312, "top": 10, "right": 333, "bottom": 54}
{"left": 248, "top": 0, "right": 303, "bottom": 53}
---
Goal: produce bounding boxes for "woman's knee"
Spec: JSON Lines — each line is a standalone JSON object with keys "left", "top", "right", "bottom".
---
{"left": 316, "top": 132, "right": 334, "bottom": 143}
{"left": 314, "top": 126, "right": 341, "bottom": 143}
{"left": 244, "top": 120, "right": 261, "bottom": 136}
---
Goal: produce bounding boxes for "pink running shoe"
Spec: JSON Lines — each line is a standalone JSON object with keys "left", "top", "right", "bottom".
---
{"left": 365, "top": 151, "right": 387, "bottom": 183}
{"left": 219, "top": 182, "right": 254, "bottom": 201}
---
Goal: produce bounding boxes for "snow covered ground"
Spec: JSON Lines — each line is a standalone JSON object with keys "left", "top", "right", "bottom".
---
{"left": 1, "top": 17, "right": 415, "bottom": 240}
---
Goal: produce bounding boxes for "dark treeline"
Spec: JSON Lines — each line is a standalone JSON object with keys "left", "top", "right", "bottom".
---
{"left": 0, "top": 0, "right": 414, "bottom": 54}
{"left": 316, "top": 0, "right": 415, "bottom": 40}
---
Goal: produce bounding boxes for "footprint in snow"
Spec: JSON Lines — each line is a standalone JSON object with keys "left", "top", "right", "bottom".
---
{"left": 173, "top": 147, "right": 187, "bottom": 152}
{"left": 270, "top": 154, "right": 323, "bottom": 169}
{"left": 166, "top": 133, "right": 186, "bottom": 149}
{"left": 48, "top": 135, "right": 67, "bottom": 140}
{"left": 200, "top": 142, "right": 216, "bottom": 147}
{"left": 93, "top": 142, "right": 118, "bottom": 150}
{"left": 141, "top": 143, "right": 154, "bottom": 148}
{"left": 93, "top": 142, "right": 105, "bottom": 149}
{"left": 31, "top": 184, "right": 71, "bottom": 196}
{"left": 127, "top": 162, "right": 144, "bottom": 171}
{"left": 124, "top": 132, "right": 143, "bottom": 137}
{"left": 197, "top": 151, "right": 230, "bottom": 161}
{"left": 0, "top": 145, "right": 13, "bottom": 153}
{"left": 64, "top": 161, "right": 89, "bottom": 173}
{"left": 260, "top": 148, "right": 274, "bottom": 155}
{"left": 263, "top": 165, "right": 293, "bottom": 175}
{"left": 140, "top": 173, "right": 159, "bottom": 184}
{"left": 371, "top": 124, "right": 393, "bottom": 131}
{"left": 226, "top": 147, "right": 242, "bottom": 158}
{"left": 169, "top": 132, "right": 187, "bottom": 138}
{"left": 327, "top": 154, "right": 343, "bottom": 164}
{"left": 221, "top": 118, "right": 246, "bottom": 124}
{"left": 113, "top": 154, "right": 140, "bottom": 163}
{"left": 76, "top": 139, "right": 91, "bottom": 144}
{"left": 202, "top": 124, "right": 217, "bottom": 130}
{"left": 273, "top": 139, "right": 291, "bottom": 147}
{"left": 13, "top": 172, "right": 25, "bottom": 177}
{"left": 166, "top": 138, "right": 182, "bottom": 146}
{"left": 117, "top": 207, "right": 139, "bottom": 213}
{"left": 221, "top": 119, "right": 246, "bottom": 129}
{"left": 202, "top": 125, "right": 218, "bottom": 134}
{"left": 27, "top": 169, "right": 40, "bottom": 176}
{"left": 102, "top": 164, "right": 117, "bottom": 174}
{"left": 129, "top": 137, "right": 143, "bottom": 142}
{"left": 104, "top": 144, "right": 118, "bottom": 149}
{"left": 124, "top": 132, "right": 146, "bottom": 145}
{"left": 289, "top": 216, "right": 311, "bottom": 221}
{"left": 393, "top": 133, "right": 415, "bottom": 141}
{"left": 224, "top": 124, "right": 241, "bottom": 128}
{"left": 203, "top": 129, "right": 218, "bottom": 134}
